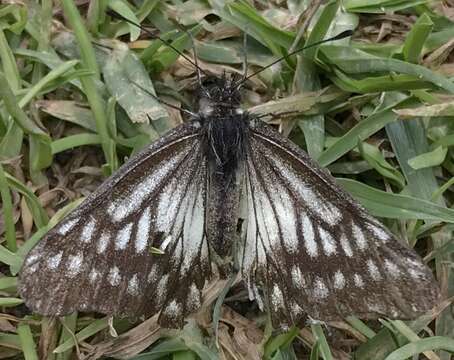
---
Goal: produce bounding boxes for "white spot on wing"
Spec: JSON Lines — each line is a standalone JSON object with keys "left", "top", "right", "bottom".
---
{"left": 291, "top": 302, "right": 303, "bottom": 317}
{"left": 354, "top": 274, "right": 364, "bottom": 288}
{"left": 187, "top": 283, "right": 201, "bottom": 309}
{"left": 108, "top": 266, "right": 121, "bottom": 286}
{"left": 25, "top": 254, "right": 39, "bottom": 266}
{"left": 156, "top": 274, "right": 169, "bottom": 303}
{"left": 352, "top": 224, "right": 367, "bottom": 250}
{"left": 271, "top": 188, "right": 298, "bottom": 253}
{"left": 163, "top": 299, "right": 182, "bottom": 319}
{"left": 313, "top": 277, "right": 329, "bottom": 299}
{"left": 291, "top": 266, "right": 305, "bottom": 288}
{"left": 108, "top": 151, "right": 188, "bottom": 222}
{"left": 318, "top": 228, "right": 337, "bottom": 256}
{"left": 155, "top": 179, "right": 183, "bottom": 232}
{"left": 384, "top": 259, "right": 400, "bottom": 278}
{"left": 340, "top": 233, "right": 353, "bottom": 257}
{"left": 26, "top": 263, "right": 39, "bottom": 274}
{"left": 81, "top": 218, "right": 96, "bottom": 243}
{"left": 271, "top": 285, "right": 284, "bottom": 310}
{"left": 97, "top": 232, "right": 110, "bottom": 254}
{"left": 127, "top": 274, "right": 139, "bottom": 295}
{"left": 243, "top": 178, "right": 259, "bottom": 272}
{"left": 302, "top": 215, "right": 318, "bottom": 257}
{"left": 367, "top": 259, "right": 381, "bottom": 280}
{"left": 47, "top": 251, "right": 63, "bottom": 269}
{"left": 408, "top": 268, "right": 425, "bottom": 279}
{"left": 136, "top": 207, "right": 151, "bottom": 252}
{"left": 255, "top": 184, "right": 280, "bottom": 252}
{"left": 159, "top": 235, "right": 172, "bottom": 251}
{"left": 89, "top": 268, "right": 100, "bottom": 283}
{"left": 67, "top": 253, "right": 83, "bottom": 276}
{"left": 147, "top": 265, "right": 158, "bottom": 283}
{"left": 58, "top": 218, "right": 79, "bottom": 235}
{"left": 367, "top": 223, "right": 390, "bottom": 242}
{"left": 181, "top": 184, "right": 206, "bottom": 273}
{"left": 115, "top": 223, "right": 133, "bottom": 250}
{"left": 333, "top": 270, "right": 345, "bottom": 289}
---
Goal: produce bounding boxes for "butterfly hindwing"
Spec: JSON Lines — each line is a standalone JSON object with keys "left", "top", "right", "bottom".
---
{"left": 240, "top": 119, "right": 439, "bottom": 328}
{"left": 19, "top": 121, "right": 211, "bottom": 327}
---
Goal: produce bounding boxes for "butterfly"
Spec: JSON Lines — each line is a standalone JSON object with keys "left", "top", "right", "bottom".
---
{"left": 18, "top": 17, "right": 440, "bottom": 330}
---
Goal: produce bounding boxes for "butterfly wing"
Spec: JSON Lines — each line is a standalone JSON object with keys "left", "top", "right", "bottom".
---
{"left": 19, "top": 121, "right": 211, "bottom": 328}
{"left": 240, "top": 119, "right": 440, "bottom": 328}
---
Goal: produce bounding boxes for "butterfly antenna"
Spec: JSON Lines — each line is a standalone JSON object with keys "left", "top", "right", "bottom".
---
{"left": 240, "top": 28, "right": 248, "bottom": 86}
{"left": 235, "top": 30, "right": 353, "bottom": 88}
{"left": 130, "top": 79, "right": 198, "bottom": 118}
{"left": 172, "top": 22, "right": 204, "bottom": 88}
{"left": 107, "top": 10, "right": 206, "bottom": 77}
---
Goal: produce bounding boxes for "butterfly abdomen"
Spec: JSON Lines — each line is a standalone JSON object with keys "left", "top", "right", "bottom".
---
{"left": 202, "top": 111, "right": 249, "bottom": 269}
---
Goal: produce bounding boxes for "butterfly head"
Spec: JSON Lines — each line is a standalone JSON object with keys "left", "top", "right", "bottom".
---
{"left": 197, "top": 74, "right": 242, "bottom": 118}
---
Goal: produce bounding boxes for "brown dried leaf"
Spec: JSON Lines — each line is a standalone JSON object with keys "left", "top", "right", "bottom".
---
{"left": 38, "top": 317, "right": 59, "bottom": 360}
{"left": 218, "top": 306, "right": 263, "bottom": 360}
{"left": 20, "top": 196, "right": 33, "bottom": 240}
{"left": 424, "top": 38, "right": 454, "bottom": 68}
{"left": 0, "top": 318, "right": 16, "bottom": 332}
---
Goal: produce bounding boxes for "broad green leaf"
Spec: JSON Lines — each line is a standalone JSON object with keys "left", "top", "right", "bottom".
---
{"left": 408, "top": 146, "right": 447, "bottom": 170}
{"left": 318, "top": 46, "right": 454, "bottom": 94}
{"left": 402, "top": 13, "right": 433, "bottom": 63}
{"left": 17, "top": 324, "right": 38, "bottom": 360}
{"left": 358, "top": 142, "right": 406, "bottom": 188}
{"left": 264, "top": 327, "right": 299, "bottom": 359}
{"left": 337, "top": 178, "right": 454, "bottom": 222}
{"left": 318, "top": 93, "right": 410, "bottom": 167}
{"left": 311, "top": 324, "right": 333, "bottom": 360}
{"left": 385, "top": 336, "right": 454, "bottom": 360}
{"left": 108, "top": 0, "right": 141, "bottom": 41}
{"left": 102, "top": 42, "right": 168, "bottom": 123}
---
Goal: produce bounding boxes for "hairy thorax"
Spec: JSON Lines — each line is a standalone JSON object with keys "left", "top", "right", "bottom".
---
{"left": 196, "top": 75, "right": 249, "bottom": 179}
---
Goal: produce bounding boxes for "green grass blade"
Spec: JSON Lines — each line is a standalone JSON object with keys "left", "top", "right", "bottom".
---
{"left": 60, "top": 0, "right": 100, "bottom": 79}
{"left": 53, "top": 318, "right": 109, "bottom": 354}
{"left": 0, "top": 163, "right": 17, "bottom": 251}
{"left": 310, "top": 324, "right": 333, "bottom": 360}
{"left": 51, "top": 134, "right": 102, "bottom": 154}
{"left": 337, "top": 178, "right": 454, "bottom": 222}
{"left": 0, "top": 72, "right": 49, "bottom": 138}
{"left": 384, "top": 336, "right": 454, "bottom": 360}
{"left": 318, "top": 93, "right": 410, "bottom": 167}
{"left": 402, "top": 13, "right": 433, "bottom": 63}
{"left": 17, "top": 323, "right": 39, "bottom": 360}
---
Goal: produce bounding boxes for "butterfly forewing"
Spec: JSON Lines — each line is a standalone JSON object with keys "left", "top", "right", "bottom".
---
{"left": 19, "top": 121, "right": 211, "bottom": 327}
{"left": 240, "top": 119, "right": 439, "bottom": 328}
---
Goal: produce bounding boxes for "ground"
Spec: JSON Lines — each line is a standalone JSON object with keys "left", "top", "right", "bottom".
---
{"left": 0, "top": 1, "right": 453, "bottom": 360}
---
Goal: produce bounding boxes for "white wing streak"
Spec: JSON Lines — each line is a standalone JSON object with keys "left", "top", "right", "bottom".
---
{"left": 240, "top": 120, "right": 439, "bottom": 327}
{"left": 107, "top": 142, "right": 194, "bottom": 222}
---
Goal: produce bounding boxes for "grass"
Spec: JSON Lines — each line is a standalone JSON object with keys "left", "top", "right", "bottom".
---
{"left": 0, "top": 0, "right": 453, "bottom": 359}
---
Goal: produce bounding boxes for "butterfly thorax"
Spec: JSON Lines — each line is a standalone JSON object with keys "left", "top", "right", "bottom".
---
{"left": 197, "top": 75, "right": 248, "bottom": 179}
